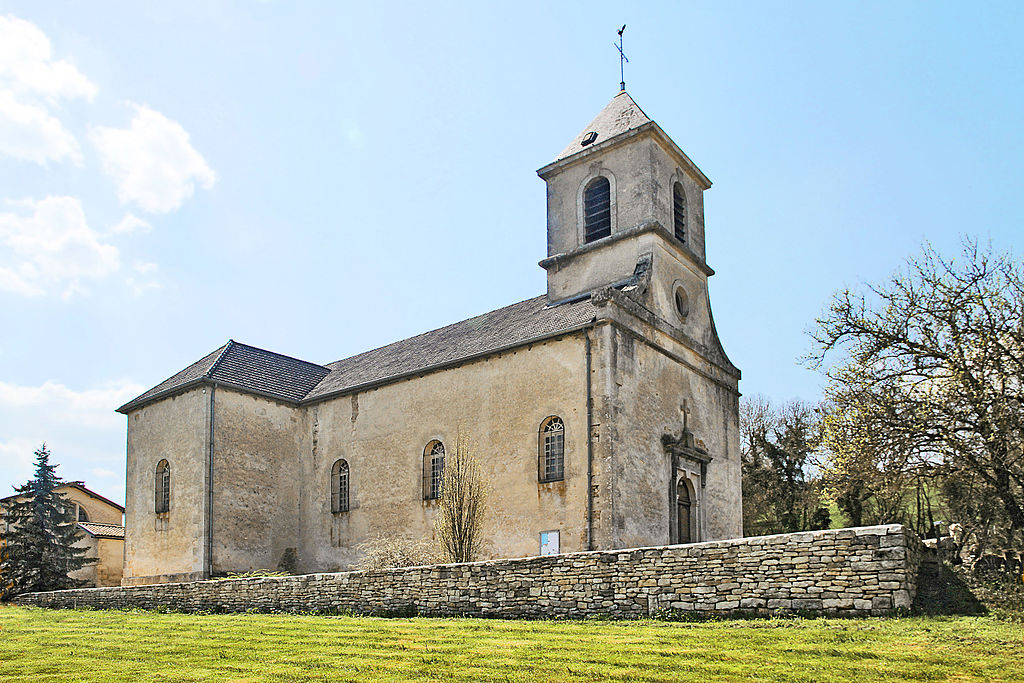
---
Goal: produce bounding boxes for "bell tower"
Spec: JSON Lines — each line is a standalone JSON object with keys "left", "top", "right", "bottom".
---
{"left": 536, "top": 91, "right": 715, "bottom": 335}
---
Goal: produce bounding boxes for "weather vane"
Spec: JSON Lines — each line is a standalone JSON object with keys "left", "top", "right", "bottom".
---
{"left": 615, "top": 25, "right": 628, "bottom": 91}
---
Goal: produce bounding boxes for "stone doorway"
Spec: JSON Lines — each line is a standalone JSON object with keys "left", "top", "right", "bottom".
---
{"left": 676, "top": 479, "right": 692, "bottom": 544}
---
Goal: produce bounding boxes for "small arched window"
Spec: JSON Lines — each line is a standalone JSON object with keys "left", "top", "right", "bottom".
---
{"left": 672, "top": 182, "right": 687, "bottom": 243}
{"left": 77, "top": 504, "right": 89, "bottom": 522}
{"left": 539, "top": 416, "right": 565, "bottom": 483}
{"left": 331, "top": 459, "right": 350, "bottom": 513}
{"left": 422, "top": 441, "right": 445, "bottom": 500}
{"left": 676, "top": 478, "right": 692, "bottom": 544}
{"left": 583, "top": 176, "right": 612, "bottom": 243}
{"left": 155, "top": 460, "right": 170, "bottom": 514}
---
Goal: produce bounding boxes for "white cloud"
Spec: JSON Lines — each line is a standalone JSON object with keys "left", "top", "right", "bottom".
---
{"left": 91, "top": 104, "right": 216, "bottom": 213}
{"left": 0, "top": 379, "right": 141, "bottom": 499}
{"left": 0, "top": 15, "right": 97, "bottom": 102}
{"left": 0, "top": 15, "right": 96, "bottom": 166}
{"left": 0, "top": 379, "right": 143, "bottom": 433}
{"left": 0, "top": 196, "right": 120, "bottom": 297}
{"left": 0, "top": 90, "right": 82, "bottom": 164}
{"left": 126, "top": 261, "right": 162, "bottom": 297}
{"left": 108, "top": 212, "right": 152, "bottom": 235}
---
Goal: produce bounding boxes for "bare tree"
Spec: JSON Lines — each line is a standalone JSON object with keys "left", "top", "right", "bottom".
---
{"left": 809, "top": 238, "right": 1024, "bottom": 555}
{"left": 354, "top": 534, "right": 438, "bottom": 571}
{"left": 434, "top": 429, "right": 489, "bottom": 563}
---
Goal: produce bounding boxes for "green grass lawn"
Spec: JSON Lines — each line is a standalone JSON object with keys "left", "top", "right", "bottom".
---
{"left": 1, "top": 606, "right": 1021, "bottom": 682}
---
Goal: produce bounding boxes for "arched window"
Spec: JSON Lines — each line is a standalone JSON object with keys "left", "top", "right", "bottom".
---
{"left": 77, "top": 504, "right": 89, "bottom": 522}
{"left": 676, "top": 479, "right": 692, "bottom": 544}
{"left": 422, "top": 441, "right": 445, "bottom": 500}
{"left": 672, "top": 182, "right": 687, "bottom": 243}
{"left": 583, "top": 176, "right": 612, "bottom": 243}
{"left": 539, "top": 416, "right": 565, "bottom": 483}
{"left": 155, "top": 460, "right": 170, "bottom": 514}
{"left": 331, "top": 459, "right": 350, "bottom": 513}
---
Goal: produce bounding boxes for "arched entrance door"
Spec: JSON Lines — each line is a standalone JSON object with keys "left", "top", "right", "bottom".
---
{"left": 676, "top": 479, "right": 692, "bottom": 544}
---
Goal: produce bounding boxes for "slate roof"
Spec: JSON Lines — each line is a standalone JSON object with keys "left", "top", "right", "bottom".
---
{"left": 554, "top": 90, "right": 652, "bottom": 163}
{"left": 306, "top": 294, "right": 597, "bottom": 401}
{"left": 77, "top": 522, "right": 125, "bottom": 539}
{"left": 119, "top": 295, "right": 597, "bottom": 413}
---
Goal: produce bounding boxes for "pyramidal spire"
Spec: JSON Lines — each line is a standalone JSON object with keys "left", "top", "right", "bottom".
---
{"left": 553, "top": 91, "right": 652, "bottom": 163}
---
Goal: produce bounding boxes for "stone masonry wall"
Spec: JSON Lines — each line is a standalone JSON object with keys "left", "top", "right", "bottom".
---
{"left": 17, "top": 525, "right": 921, "bottom": 618}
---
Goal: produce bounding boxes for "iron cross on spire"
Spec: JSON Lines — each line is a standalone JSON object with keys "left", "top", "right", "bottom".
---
{"left": 615, "top": 25, "right": 628, "bottom": 91}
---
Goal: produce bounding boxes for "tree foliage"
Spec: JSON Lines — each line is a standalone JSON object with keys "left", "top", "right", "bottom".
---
{"left": 1, "top": 444, "right": 95, "bottom": 600}
{"left": 434, "top": 429, "right": 489, "bottom": 563}
{"left": 810, "top": 239, "right": 1024, "bottom": 556}
{"left": 818, "top": 394, "right": 946, "bottom": 535}
{"left": 741, "top": 396, "right": 830, "bottom": 536}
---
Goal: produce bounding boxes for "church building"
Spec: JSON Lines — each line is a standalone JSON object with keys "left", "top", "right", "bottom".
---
{"left": 116, "top": 91, "right": 742, "bottom": 585}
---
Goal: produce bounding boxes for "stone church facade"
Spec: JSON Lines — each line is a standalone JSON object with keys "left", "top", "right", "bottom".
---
{"left": 117, "top": 91, "right": 742, "bottom": 586}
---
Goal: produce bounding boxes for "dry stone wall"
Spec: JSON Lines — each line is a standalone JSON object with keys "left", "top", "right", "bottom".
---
{"left": 17, "top": 525, "right": 923, "bottom": 618}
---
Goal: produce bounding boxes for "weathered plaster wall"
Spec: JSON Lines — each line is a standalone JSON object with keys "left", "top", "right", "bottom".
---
{"left": 210, "top": 389, "right": 304, "bottom": 574}
{"left": 20, "top": 526, "right": 923, "bottom": 619}
{"left": 95, "top": 538, "right": 125, "bottom": 587}
{"left": 544, "top": 134, "right": 706, "bottom": 260}
{"left": 123, "top": 387, "right": 210, "bottom": 585}
{"left": 68, "top": 535, "right": 98, "bottom": 586}
{"left": 297, "top": 335, "right": 589, "bottom": 573}
{"left": 60, "top": 487, "right": 122, "bottom": 526}
{"left": 71, "top": 536, "right": 124, "bottom": 587}
{"left": 542, "top": 133, "right": 708, "bottom": 302}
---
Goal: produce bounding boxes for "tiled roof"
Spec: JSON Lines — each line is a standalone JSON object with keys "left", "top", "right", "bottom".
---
{"left": 118, "top": 341, "right": 330, "bottom": 413}
{"left": 554, "top": 90, "right": 652, "bottom": 163}
{"left": 120, "top": 295, "right": 597, "bottom": 412}
{"left": 119, "top": 344, "right": 227, "bottom": 411}
{"left": 211, "top": 341, "right": 330, "bottom": 402}
{"left": 77, "top": 522, "right": 125, "bottom": 539}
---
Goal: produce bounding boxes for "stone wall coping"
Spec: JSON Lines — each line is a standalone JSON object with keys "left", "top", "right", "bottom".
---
{"left": 19, "top": 524, "right": 910, "bottom": 602}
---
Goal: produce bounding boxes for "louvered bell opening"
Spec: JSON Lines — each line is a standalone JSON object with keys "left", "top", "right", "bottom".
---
{"left": 584, "top": 177, "right": 612, "bottom": 243}
{"left": 673, "top": 184, "right": 687, "bottom": 243}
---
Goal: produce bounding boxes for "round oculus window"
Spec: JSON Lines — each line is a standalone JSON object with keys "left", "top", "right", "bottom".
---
{"left": 674, "top": 287, "right": 690, "bottom": 321}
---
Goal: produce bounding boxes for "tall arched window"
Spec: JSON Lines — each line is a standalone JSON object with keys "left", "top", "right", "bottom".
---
{"left": 76, "top": 504, "right": 89, "bottom": 522}
{"left": 672, "top": 182, "right": 687, "bottom": 243}
{"left": 422, "top": 441, "right": 445, "bottom": 500}
{"left": 676, "top": 479, "right": 692, "bottom": 544}
{"left": 583, "top": 176, "right": 612, "bottom": 243}
{"left": 539, "top": 416, "right": 565, "bottom": 483}
{"left": 155, "top": 460, "right": 170, "bottom": 514}
{"left": 331, "top": 459, "right": 350, "bottom": 513}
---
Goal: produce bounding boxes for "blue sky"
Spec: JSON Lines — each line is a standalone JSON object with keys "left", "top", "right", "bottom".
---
{"left": 1, "top": 1, "right": 1021, "bottom": 504}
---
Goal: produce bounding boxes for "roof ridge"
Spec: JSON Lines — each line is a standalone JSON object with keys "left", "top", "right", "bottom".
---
{"left": 223, "top": 340, "right": 330, "bottom": 371}
{"left": 205, "top": 339, "right": 236, "bottom": 379}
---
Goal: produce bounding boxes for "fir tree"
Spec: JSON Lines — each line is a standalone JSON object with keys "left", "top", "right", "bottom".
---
{"left": 0, "top": 444, "right": 95, "bottom": 600}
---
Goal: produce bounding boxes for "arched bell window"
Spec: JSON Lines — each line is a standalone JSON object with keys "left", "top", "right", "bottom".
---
{"left": 331, "top": 459, "right": 350, "bottom": 513}
{"left": 676, "top": 478, "right": 692, "bottom": 544}
{"left": 583, "top": 176, "right": 612, "bottom": 243}
{"left": 155, "top": 459, "right": 170, "bottom": 514}
{"left": 538, "top": 416, "right": 565, "bottom": 483}
{"left": 422, "top": 441, "right": 445, "bottom": 500}
{"left": 672, "top": 182, "right": 687, "bottom": 243}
